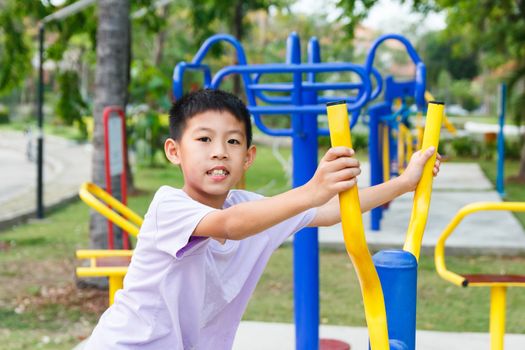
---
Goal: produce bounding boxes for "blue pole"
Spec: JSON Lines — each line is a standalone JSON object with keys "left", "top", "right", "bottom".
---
{"left": 497, "top": 83, "right": 506, "bottom": 196}
{"left": 373, "top": 250, "right": 417, "bottom": 350}
{"left": 290, "top": 33, "right": 320, "bottom": 350}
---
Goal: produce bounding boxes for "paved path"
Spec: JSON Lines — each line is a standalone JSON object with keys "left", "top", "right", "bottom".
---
{"left": 316, "top": 162, "right": 525, "bottom": 255}
{"left": 233, "top": 321, "right": 525, "bottom": 350}
{"left": 0, "top": 130, "right": 91, "bottom": 229}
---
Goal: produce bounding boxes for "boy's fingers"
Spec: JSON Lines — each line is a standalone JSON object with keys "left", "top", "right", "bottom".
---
{"left": 323, "top": 147, "right": 354, "bottom": 161}
{"left": 417, "top": 146, "right": 436, "bottom": 164}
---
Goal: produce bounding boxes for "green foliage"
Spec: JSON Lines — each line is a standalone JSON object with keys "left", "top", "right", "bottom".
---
{"left": 0, "top": 6, "right": 32, "bottom": 95}
{"left": 55, "top": 70, "right": 89, "bottom": 137}
{"left": 129, "top": 61, "right": 171, "bottom": 111}
{"left": 417, "top": 31, "right": 479, "bottom": 86}
{"left": 450, "top": 136, "right": 482, "bottom": 158}
{"left": 0, "top": 104, "right": 9, "bottom": 124}
{"left": 505, "top": 138, "right": 524, "bottom": 160}
{"left": 450, "top": 80, "right": 480, "bottom": 112}
{"left": 127, "top": 109, "right": 170, "bottom": 167}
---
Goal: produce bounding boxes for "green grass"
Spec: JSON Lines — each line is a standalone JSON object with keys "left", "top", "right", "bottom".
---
{"left": 1, "top": 141, "right": 525, "bottom": 349}
{"left": 245, "top": 247, "right": 525, "bottom": 333}
{"left": 478, "top": 158, "right": 525, "bottom": 227}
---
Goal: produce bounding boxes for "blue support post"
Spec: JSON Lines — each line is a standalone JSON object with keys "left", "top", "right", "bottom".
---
{"left": 368, "top": 103, "right": 391, "bottom": 230}
{"left": 497, "top": 83, "right": 506, "bottom": 197}
{"left": 291, "top": 32, "right": 320, "bottom": 350}
{"left": 373, "top": 250, "right": 418, "bottom": 350}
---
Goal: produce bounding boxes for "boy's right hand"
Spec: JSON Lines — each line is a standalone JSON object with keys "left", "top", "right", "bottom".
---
{"left": 306, "top": 147, "right": 361, "bottom": 207}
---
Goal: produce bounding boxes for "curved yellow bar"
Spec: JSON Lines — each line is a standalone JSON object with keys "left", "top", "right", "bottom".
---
{"left": 79, "top": 182, "right": 143, "bottom": 236}
{"left": 416, "top": 112, "right": 424, "bottom": 150}
{"left": 435, "top": 202, "right": 525, "bottom": 287}
{"left": 403, "top": 102, "right": 444, "bottom": 261}
{"left": 76, "top": 249, "right": 133, "bottom": 259}
{"left": 398, "top": 126, "right": 405, "bottom": 173}
{"left": 397, "top": 124, "right": 413, "bottom": 174}
{"left": 327, "top": 102, "right": 390, "bottom": 350}
{"left": 425, "top": 91, "right": 457, "bottom": 135}
{"left": 382, "top": 125, "right": 390, "bottom": 182}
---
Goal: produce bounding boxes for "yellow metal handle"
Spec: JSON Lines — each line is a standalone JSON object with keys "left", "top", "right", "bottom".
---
{"left": 425, "top": 91, "right": 457, "bottom": 135}
{"left": 76, "top": 249, "right": 133, "bottom": 259}
{"left": 435, "top": 202, "right": 525, "bottom": 287}
{"left": 403, "top": 101, "right": 444, "bottom": 261}
{"left": 79, "top": 182, "right": 143, "bottom": 236}
{"left": 327, "top": 101, "right": 390, "bottom": 350}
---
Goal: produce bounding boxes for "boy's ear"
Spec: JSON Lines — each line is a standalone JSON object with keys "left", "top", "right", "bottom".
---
{"left": 243, "top": 145, "right": 257, "bottom": 171}
{"left": 165, "top": 138, "right": 181, "bottom": 165}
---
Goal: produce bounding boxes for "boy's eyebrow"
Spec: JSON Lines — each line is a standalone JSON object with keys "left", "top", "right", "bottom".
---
{"left": 192, "top": 127, "right": 245, "bottom": 136}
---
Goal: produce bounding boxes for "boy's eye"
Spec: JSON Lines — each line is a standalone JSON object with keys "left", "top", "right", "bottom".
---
{"left": 228, "top": 139, "right": 241, "bottom": 145}
{"left": 197, "top": 137, "right": 211, "bottom": 142}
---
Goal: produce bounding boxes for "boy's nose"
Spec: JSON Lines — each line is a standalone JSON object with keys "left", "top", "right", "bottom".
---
{"left": 211, "top": 143, "right": 228, "bottom": 159}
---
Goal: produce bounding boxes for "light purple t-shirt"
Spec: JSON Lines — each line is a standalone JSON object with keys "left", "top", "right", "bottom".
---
{"left": 85, "top": 186, "right": 316, "bottom": 350}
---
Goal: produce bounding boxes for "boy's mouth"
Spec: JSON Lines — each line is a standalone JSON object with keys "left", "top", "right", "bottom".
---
{"left": 206, "top": 167, "right": 229, "bottom": 177}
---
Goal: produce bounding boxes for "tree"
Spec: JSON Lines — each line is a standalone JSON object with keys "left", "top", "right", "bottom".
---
{"left": 188, "top": 0, "right": 289, "bottom": 96}
{"left": 90, "top": 0, "right": 130, "bottom": 249}
{"left": 336, "top": 0, "right": 525, "bottom": 181}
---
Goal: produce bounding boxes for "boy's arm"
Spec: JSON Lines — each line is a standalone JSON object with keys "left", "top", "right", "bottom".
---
{"left": 193, "top": 147, "right": 360, "bottom": 240}
{"left": 309, "top": 147, "right": 441, "bottom": 227}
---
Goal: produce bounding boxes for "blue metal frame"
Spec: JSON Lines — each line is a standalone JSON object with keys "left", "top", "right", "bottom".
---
{"left": 365, "top": 34, "right": 427, "bottom": 231}
{"left": 497, "top": 83, "right": 506, "bottom": 196}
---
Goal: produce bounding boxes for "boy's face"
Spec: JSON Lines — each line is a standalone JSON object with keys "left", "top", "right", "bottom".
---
{"left": 165, "top": 110, "right": 256, "bottom": 208}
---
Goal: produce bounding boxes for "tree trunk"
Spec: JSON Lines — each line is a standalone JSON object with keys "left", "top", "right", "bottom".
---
{"left": 153, "top": 5, "right": 169, "bottom": 66}
{"left": 90, "top": 0, "right": 130, "bottom": 251}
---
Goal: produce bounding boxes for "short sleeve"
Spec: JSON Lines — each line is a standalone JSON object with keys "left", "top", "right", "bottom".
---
{"left": 154, "top": 187, "right": 216, "bottom": 259}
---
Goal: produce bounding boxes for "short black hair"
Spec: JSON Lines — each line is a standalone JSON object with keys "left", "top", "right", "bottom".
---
{"left": 169, "top": 89, "right": 252, "bottom": 148}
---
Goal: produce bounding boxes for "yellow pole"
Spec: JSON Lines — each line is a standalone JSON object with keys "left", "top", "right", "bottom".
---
{"left": 326, "top": 101, "right": 390, "bottom": 350}
{"left": 490, "top": 286, "right": 507, "bottom": 350}
{"left": 109, "top": 275, "right": 124, "bottom": 306}
{"left": 382, "top": 125, "right": 390, "bottom": 182}
{"left": 398, "top": 125, "right": 405, "bottom": 173}
{"left": 403, "top": 101, "right": 444, "bottom": 260}
{"left": 416, "top": 112, "right": 424, "bottom": 150}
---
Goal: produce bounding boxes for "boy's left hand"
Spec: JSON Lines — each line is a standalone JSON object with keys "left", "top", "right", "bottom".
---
{"left": 400, "top": 146, "right": 442, "bottom": 192}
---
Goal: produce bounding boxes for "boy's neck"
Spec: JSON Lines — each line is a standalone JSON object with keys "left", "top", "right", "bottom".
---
{"left": 182, "top": 186, "right": 228, "bottom": 209}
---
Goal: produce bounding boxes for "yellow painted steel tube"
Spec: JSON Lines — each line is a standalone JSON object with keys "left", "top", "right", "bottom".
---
{"left": 76, "top": 249, "right": 133, "bottom": 259}
{"left": 397, "top": 125, "right": 406, "bottom": 173}
{"left": 425, "top": 91, "right": 457, "bottom": 135}
{"left": 382, "top": 125, "right": 390, "bottom": 182}
{"left": 327, "top": 101, "right": 390, "bottom": 350}
{"left": 435, "top": 202, "right": 525, "bottom": 287}
{"left": 402, "top": 123, "right": 413, "bottom": 163}
{"left": 79, "top": 182, "right": 142, "bottom": 236}
{"left": 490, "top": 286, "right": 507, "bottom": 350}
{"left": 76, "top": 266, "right": 128, "bottom": 277}
{"left": 109, "top": 275, "right": 124, "bottom": 305}
{"left": 403, "top": 101, "right": 444, "bottom": 261}
{"left": 416, "top": 112, "right": 424, "bottom": 150}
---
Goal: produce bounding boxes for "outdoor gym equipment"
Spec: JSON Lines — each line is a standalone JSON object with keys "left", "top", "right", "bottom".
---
{"left": 173, "top": 32, "right": 374, "bottom": 350}
{"left": 435, "top": 201, "right": 525, "bottom": 350}
{"left": 364, "top": 34, "right": 427, "bottom": 232}
{"left": 76, "top": 182, "right": 142, "bottom": 305}
{"left": 327, "top": 100, "right": 444, "bottom": 350}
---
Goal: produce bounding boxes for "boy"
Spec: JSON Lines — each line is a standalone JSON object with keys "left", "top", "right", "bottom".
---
{"left": 85, "top": 89, "right": 440, "bottom": 349}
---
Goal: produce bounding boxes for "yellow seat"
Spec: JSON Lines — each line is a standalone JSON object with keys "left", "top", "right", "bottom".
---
{"left": 77, "top": 182, "right": 144, "bottom": 305}
{"left": 435, "top": 201, "right": 525, "bottom": 350}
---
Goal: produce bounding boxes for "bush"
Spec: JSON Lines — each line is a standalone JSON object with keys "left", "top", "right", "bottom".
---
{"left": 0, "top": 104, "right": 9, "bottom": 124}
{"left": 505, "top": 139, "right": 523, "bottom": 160}
{"left": 451, "top": 136, "right": 482, "bottom": 157}
{"left": 318, "top": 131, "right": 368, "bottom": 153}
